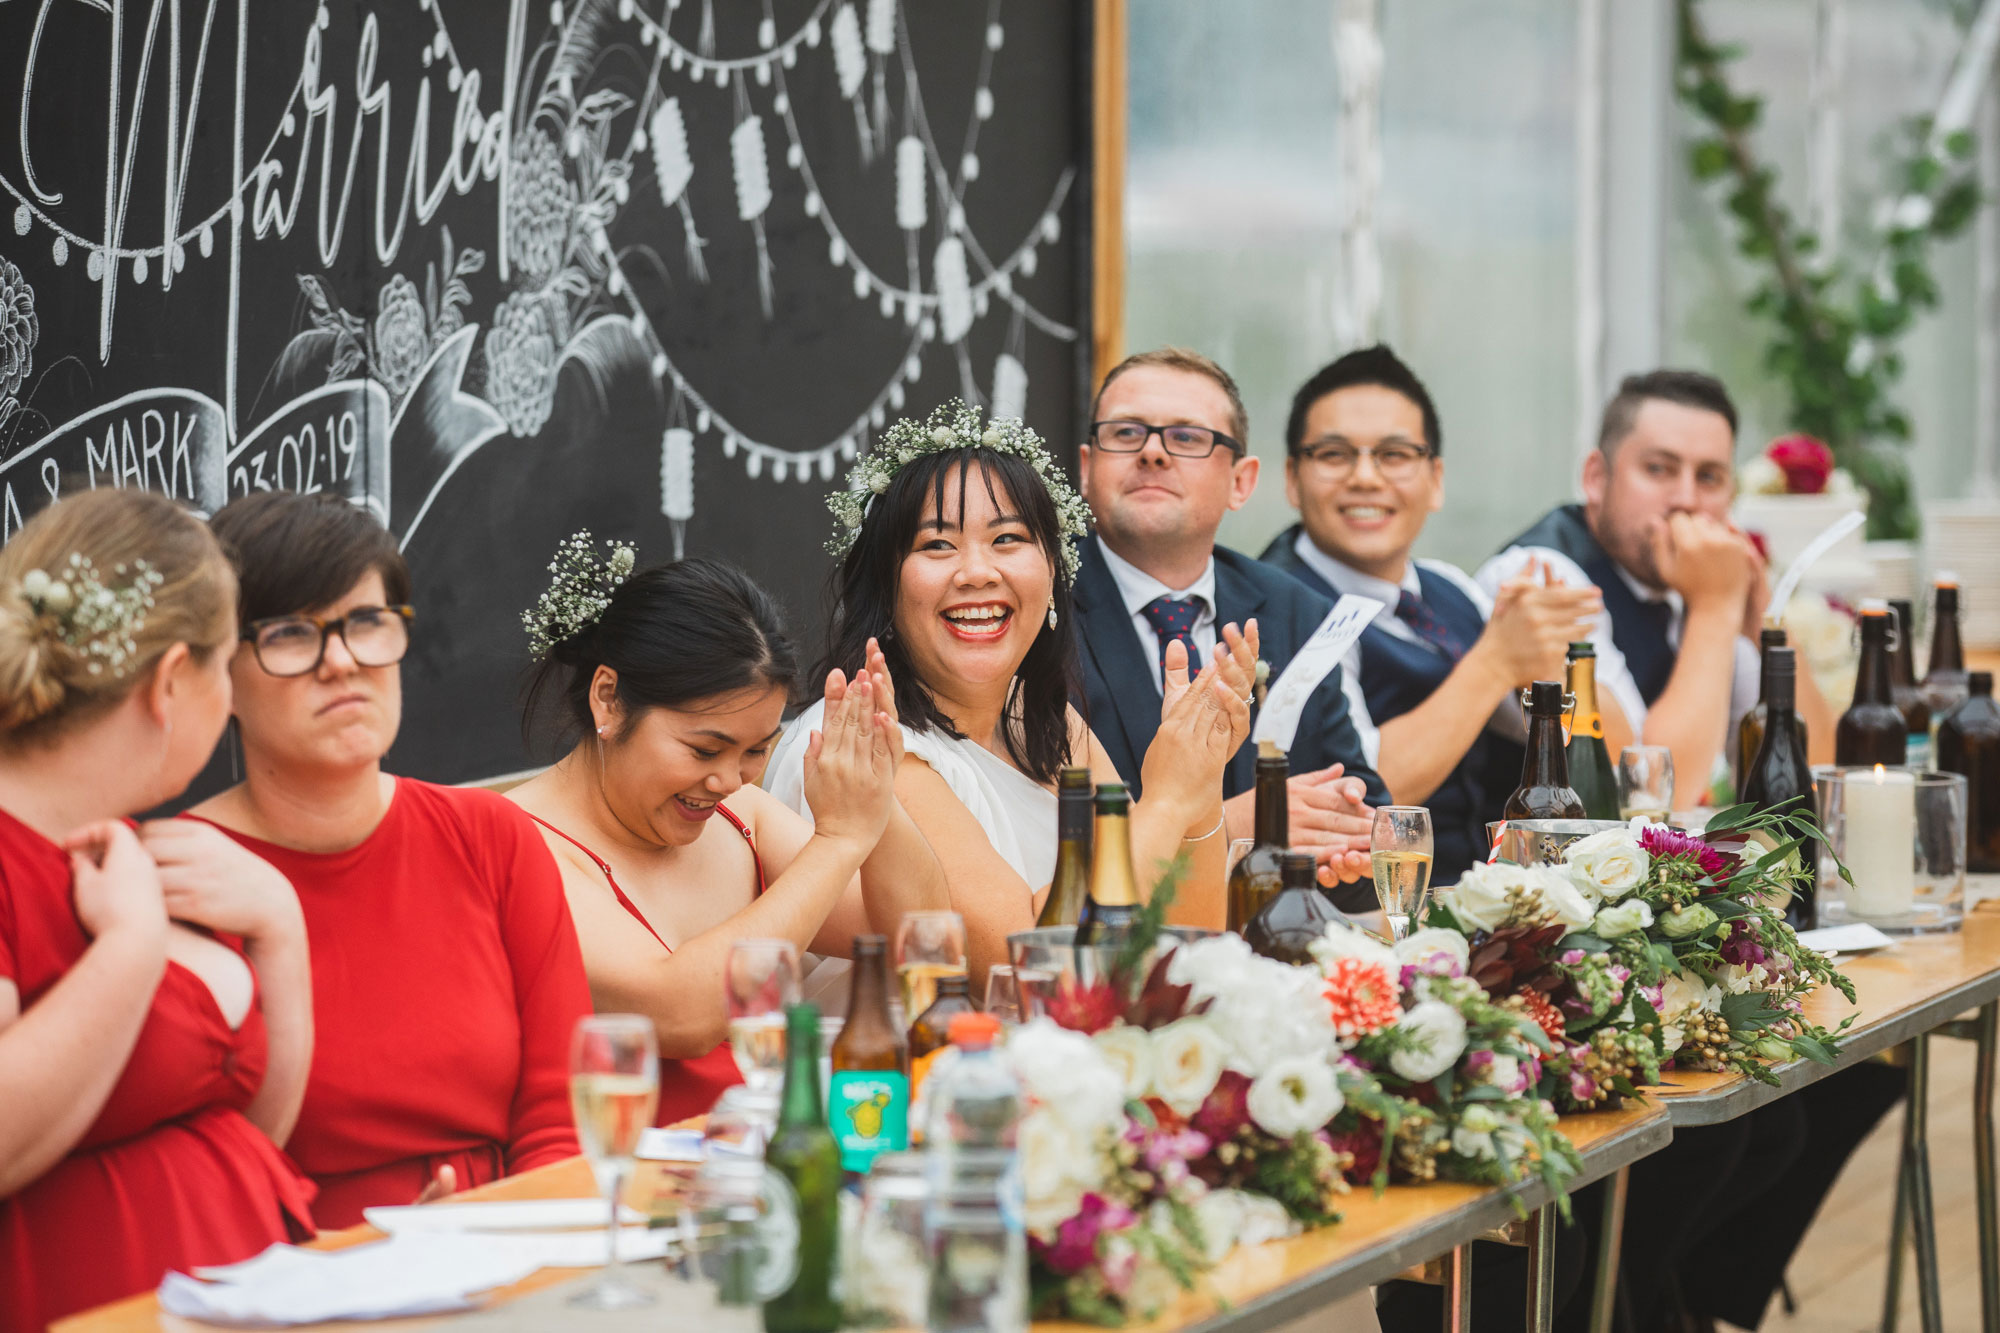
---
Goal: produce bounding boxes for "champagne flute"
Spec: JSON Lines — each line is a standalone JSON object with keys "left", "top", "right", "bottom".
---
{"left": 1618, "top": 745, "right": 1675, "bottom": 822}
{"left": 725, "top": 939, "right": 801, "bottom": 1096}
{"left": 569, "top": 1013, "right": 659, "bottom": 1309}
{"left": 1370, "top": 806, "right": 1434, "bottom": 942}
{"left": 893, "top": 910, "right": 967, "bottom": 1028}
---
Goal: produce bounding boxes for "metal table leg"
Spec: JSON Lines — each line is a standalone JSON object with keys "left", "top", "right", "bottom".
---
{"left": 1976, "top": 1002, "right": 2000, "bottom": 1333}
{"left": 1441, "top": 1243, "right": 1472, "bottom": 1333}
{"left": 1904, "top": 1032, "right": 1945, "bottom": 1333}
{"left": 1883, "top": 1152, "right": 1908, "bottom": 1333}
{"left": 1588, "top": 1166, "right": 1629, "bottom": 1333}
{"left": 1526, "top": 1203, "right": 1557, "bottom": 1333}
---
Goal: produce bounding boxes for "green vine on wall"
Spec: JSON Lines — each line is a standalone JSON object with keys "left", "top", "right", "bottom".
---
{"left": 1674, "top": 0, "right": 1982, "bottom": 539}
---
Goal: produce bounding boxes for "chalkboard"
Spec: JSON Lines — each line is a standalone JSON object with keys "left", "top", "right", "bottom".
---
{"left": 0, "top": 0, "right": 1098, "bottom": 782}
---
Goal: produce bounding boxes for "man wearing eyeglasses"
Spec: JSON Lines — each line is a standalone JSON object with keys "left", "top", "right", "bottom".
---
{"left": 1073, "top": 346, "right": 1387, "bottom": 898}
{"left": 1259, "top": 345, "right": 1607, "bottom": 883}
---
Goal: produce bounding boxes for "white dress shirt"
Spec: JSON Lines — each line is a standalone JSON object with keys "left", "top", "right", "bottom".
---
{"left": 1096, "top": 536, "right": 1218, "bottom": 694}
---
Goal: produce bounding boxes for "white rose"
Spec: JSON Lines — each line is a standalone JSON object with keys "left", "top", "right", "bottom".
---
{"left": 1394, "top": 927, "right": 1470, "bottom": 974}
{"left": 1245, "top": 1056, "right": 1344, "bottom": 1138}
{"left": 1475, "top": 1053, "right": 1521, "bottom": 1091}
{"left": 1740, "top": 455, "right": 1787, "bottom": 496}
{"left": 1005, "top": 1019, "right": 1128, "bottom": 1137}
{"left": 1018, "top": 1110, "right": 1109, "bottom": 1235}
{"left": 1093, "top": 1025, "right": 1156, "bottom": 1102}
{"left": 1438, "top": 861, "right": 1518, "bottom": 932}
{"left": 1311, "top": 922, "right": 1399, "bottom": 976}
{"left": 1191, "top": 1190, "right": 1298, "bottom": 1264}
{"left": 1388, "top": 1000, "right": 1469, "bottom": 1082}
{"left": 1593, "top": 898, "right": 1655, "bottom": 939}
{"left": 1535, "top": 866, "right": 1599, "bottom": 932}
{"left": 1150, "top": 1017, "right": 1229, "bottom": 1115}
{"left": 1564, "top": 830, "right": 1652, "bottom": 901}
{"left": 1176, "top": 940, "right": 1338, "bottom": 1076}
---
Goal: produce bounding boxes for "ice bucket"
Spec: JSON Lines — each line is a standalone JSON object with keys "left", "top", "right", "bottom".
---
{"left": 1006, "top": 925, "right": 1218, "bottom": 1005}
{"left": 1484, "top": 819, "right": 1628, "bottom": 870}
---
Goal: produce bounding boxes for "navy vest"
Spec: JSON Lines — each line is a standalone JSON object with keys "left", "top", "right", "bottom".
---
{"left": 1498, "top": 505, "right": 1674, "bottom": 706}
{"left": 1355, "top": 566, "right": 1496, "bottom": 883}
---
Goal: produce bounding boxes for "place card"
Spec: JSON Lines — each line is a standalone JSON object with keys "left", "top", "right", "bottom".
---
{"left": 1795, "top": 921, "right": 1896, "bottom": 955}
{"left": 1252, "top": 594, "right": 1383, "bottom": 753}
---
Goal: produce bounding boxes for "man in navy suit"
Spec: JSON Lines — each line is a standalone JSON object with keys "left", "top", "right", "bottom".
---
{"left": 1259, "top": 345, "right": 1605, "bottom": 883}
{"left": 1072, "top": 347, "right": 1386, "bottom": 900}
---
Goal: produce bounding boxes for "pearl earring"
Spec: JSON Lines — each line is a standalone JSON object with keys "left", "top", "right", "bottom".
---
{"left": 1047, "top": 604, "right": 1058, "bottom": 630}
{"left": 596, "top": 724, "right": 607, "bottom": 739}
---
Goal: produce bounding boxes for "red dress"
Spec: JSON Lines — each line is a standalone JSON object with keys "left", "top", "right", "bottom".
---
{"left": 195, "top": 781, "right": 592, "bottom": 1230}
{"left": 0, "top": 809, "right": 315, "bottom": 1332}
{"left": 529, "top": 808, "right": 766, "bottom": 1127}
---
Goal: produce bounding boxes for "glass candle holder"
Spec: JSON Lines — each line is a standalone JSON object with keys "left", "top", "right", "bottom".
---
{"left": 1815, "top": 765, "right": 1965, "bottom": 934}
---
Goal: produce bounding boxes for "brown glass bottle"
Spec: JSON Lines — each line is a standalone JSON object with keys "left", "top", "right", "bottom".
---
{"left": 1735, "top": 628, "right": 1792, "bottom": 795}
{"left": 1074, "top": 784, "right": 1141, "bottom": 948}
{"left": 1226, "top": 749, "right": 1288, "bottom": 933}
{"left": 1504, "top": 680, "right": 1586, "bottom": 820}
{"left": 1244, "top": 852, "right": 1349, "bottom": 966}
{"left": 1923, "top": 579, "right": 1969, "bottom": 721}
{"left": 1887, "top": 599, "right": 1933, "bottom": 768}
{"left": 1836, "top": 603, "right": 1907, "bottom": 767}
{"left": 827, "top": 935, "right": 909, "bottom": 1173}
{"left": 1741, "top": 647, "right": 1819, "bottom": 931}
{"left": 1036, "top": 768, "right": 1095, "bottom": 928}
{"left": 906, "top": 972, "right": 976, "bottom": 1096}
{"left": 1938, "top": 671, "right": 2000, "bottom": 874}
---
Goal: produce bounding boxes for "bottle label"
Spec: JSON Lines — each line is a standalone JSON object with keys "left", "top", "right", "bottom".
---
{"left": 827, "top": 1070, "right": 910, "bottom": 1171}
{"left": 1908, "top": 734, "right": 1934, "bottom": 772}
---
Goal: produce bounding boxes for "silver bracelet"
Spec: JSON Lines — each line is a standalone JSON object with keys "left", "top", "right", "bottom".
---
{"left": 1182, "top": 811, "right": 1227, "bottom": 844}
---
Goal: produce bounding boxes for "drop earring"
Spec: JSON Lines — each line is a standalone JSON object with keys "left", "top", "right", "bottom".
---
{"left": 1046, "top": 604, "right": 1058, "bottom": 630}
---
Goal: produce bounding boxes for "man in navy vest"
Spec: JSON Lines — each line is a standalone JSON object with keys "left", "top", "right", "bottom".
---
{"left": 1073, "top": 347, "right": 1387, "bottom": 901}
{"left": 1260, "top": 345, "right": 1609, "bottom": 883}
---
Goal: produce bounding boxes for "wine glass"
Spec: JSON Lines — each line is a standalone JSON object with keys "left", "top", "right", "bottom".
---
{"left": 983, "top": 965, "right": 1024, "bottom": 1023}
{"left": 569, "top": 1013, "right": 659, "bottom": 1309}
{"left": 1369, "top": 807, "right": 1434, "bottom": 942}
{"left": 893, "top": 910, "right": 967, "bottom": 1029}
{"left": 1226, "top": 838, "right": 1256, "bottom": 878}
{"left": 1618, "top": 746, "right": 1675, "bottom": 823}
{"left": 725, "top": 939, "right": 801, "bottom": 1095}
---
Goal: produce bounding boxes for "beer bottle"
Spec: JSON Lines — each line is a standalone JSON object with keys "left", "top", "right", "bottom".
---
{"left": 1035, "top": 768, "right": 1095, "bottom": 928}
{"left": 1740, "top": 648, "right": 1819, "bottom": 931}
{"left": 1837, "top": 602, "right": 1907, "bottom": 767}
{"left": 1226, "top": 746, "right": 1289, "bottom": 933}
{"left": 1244, "top": 851, "right": 1348, "bottom": 967}
{"left": 907, "top": 972, "right": 977, "bottom": 1096}
{"left": 763, "top": 1003, "right": 841, "bottom": 1333}
{"left": 1938, "top": 671, "right": 2000, "bottom": 874}
{"left": 1074, "top": 784, "right": 1141, "bottom": 948}
{"left": 1922, "top": 578, "right": 1970, "bottom": 721}
{"left": 1888, "top": 599, "right": 1933, "bottom": 769}
{"left": 827, "top": 935, "right": 909, "bottom": 1174}
{"left": 1735, "top": 627, "right": 1788, "bottom": 795}
{"left": 1503, "top": 680, "right": 1586, "bottom": 820}
{"left": 1564, "top": 643, "right": 1620, "bottom": 821}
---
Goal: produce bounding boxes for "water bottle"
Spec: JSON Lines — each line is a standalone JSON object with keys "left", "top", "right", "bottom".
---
{"left": 922, "top": 1011, "right": 1025, "bottom": 1333}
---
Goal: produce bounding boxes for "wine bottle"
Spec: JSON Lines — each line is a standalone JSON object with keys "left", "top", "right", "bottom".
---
{"left": 1074, "top": 784, "right": 1141, "bottom": 948}
{"left": 1922, "top": 577, "right": 1970, "bottom": 722}
{"left": 1036, "top": 767, "right": 1095, "bottom": 928}
{"left": 1226, "top": 747, "right": 1289, "bottom": 933}
{"left": 1735, "top": 627, "right": 1788, "bottom": 795}
{"left": 763, "top": 1003, "right": 841, "bottom": 1333}
{"left": 1836, "top": 601, "right": 1907, "bottom": 767}
{"left": 1565, "top": 643, "right": 1620, "bottom": 820}
{"left": 1740, "top": 648, "right": 1820, "bottom": 931}
{"left": 1504, "top": 680, "right": 1586, "bottom": 820}
{"left": 827, "top": 936, "right": 909, "bottom": 1174}
{"left": 906, "top": 972, "right": 976, "bottom": 1096}
{"left": 1888, "top": 599, "right": 1933, "bottom": 770}
{"left": 1244, "top": 851, "right": 1348, "bottom": 966}
{"left": 1938, "top": 670, "right": 2000, "bottom": 874}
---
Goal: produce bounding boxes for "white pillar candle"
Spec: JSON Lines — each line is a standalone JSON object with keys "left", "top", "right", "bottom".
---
{"left": 1845, "top": 765, "right": 1917, "bottom": 917}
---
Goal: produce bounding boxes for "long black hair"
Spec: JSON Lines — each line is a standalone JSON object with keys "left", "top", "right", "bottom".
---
{"left": 816, "top": 447, "right": 1080, "bottom": 785}
{"left": 524, "top": 557, "right": 797, "bottom": 750}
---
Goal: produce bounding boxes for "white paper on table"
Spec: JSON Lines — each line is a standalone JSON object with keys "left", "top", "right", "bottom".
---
{"left": 505, "top": 1227, "right": 674, "bottom": 1267}
{"left": 363, "top": 1198, "right": 645, "bottom": 1234}
{"left": 1795, "top": 922, "right": 1896, "bottom": 955}
{"left": 638, "top": 1126, "right": 705, "bottom": 1161}
{"left": 1251, "top": 594, "right": 1383, "bottom": 753}
{"left": 161, "top": 1232, "right": 543, "bottom": 1325}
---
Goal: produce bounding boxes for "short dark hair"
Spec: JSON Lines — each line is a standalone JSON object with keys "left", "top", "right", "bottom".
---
{"left": 1285, "top": 344, "right": 1442, "bottom": 458}
{"left": 209, "top": 491, "right": 411, "bottom": 628}
{"left": 1597, "top": 370, "right": 1738, "bottom": 456}
{"left": 1092, "top": 347, "right": 1249, "bottom": 450}
{"left": 524, "top": 557, "right": 797, "bottom": 749}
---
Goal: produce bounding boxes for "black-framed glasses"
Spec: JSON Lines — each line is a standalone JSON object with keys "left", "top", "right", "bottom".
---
{"left": 1090, "top": 419, "right": 1244, "bottom": 459}
{"left": 1295, "top": 440, "right": 1435, "bottom": 481}
{"left": 243, "top": 605, "right": 415, "bottom": 677}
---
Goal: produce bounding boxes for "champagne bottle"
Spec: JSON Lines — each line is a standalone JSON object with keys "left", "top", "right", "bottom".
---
{"left": 827, "top": 936, "right": 909, "bottom": 1174}
{"left": 1226, "top": 747, "right": 1288, "bottom": 933}
{"left": 1565, "top": 643, "right": 1619, "bottom": 820}
{"left": 1036, "top": 768, "right": 1095, "bottom": 928}
{"left": 1837, "top": 601, "right": 1907, "bottom": 767}
{"left": 1740, "top": 647, "right": 1819, "bottom": 931}
{"left": 1938, "top": 671, "right": 2000, "bottom": 874}
{"left": 1244, "top": 851, "right": 1349, "bottom": 966}
{"left": 763, "top": 1003, "right": 841, "bottom": 1333}
{"left": 1888, "top": 599, "right": 1934, "bottom": 769}
{"left": 1735, "top": 627, "right": 1789, "bottom": 795}
{"left": 1504, "top": 680, "right": 1586, "bottom": 820}
{"left": 907, "top": 972, "right": 976, "bottom": 1096}
{"left": 1922, "top": 578, "right": 1969, "bottom": 722}
{"left": 1074, "top": 784, "right": 1141, "bottom": 948}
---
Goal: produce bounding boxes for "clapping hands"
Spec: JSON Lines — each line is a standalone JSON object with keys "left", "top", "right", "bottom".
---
{"left": 802, "top": 667, "right": 899, "bottom": 850}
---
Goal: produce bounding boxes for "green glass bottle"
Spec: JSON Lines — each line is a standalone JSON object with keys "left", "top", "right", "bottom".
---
{"left": 762, "top": 1003, "right": 841, "bottom": 1333}
{"left": 1564, "top": 643, "right": 1620, "bottom": 821}
{"left": 1035, "top": 768, "right": 1095, "bottom": 927}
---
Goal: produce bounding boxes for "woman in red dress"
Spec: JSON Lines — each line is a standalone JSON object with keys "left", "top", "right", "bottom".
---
{"left": 0, "top": 490, "right": 316, "bottom": 1331}
{"left": 191, "top": 493, "right": 592, "bottom": 1229}
{"left": 507, "top": 553, "right": 947, "bottom": 1126}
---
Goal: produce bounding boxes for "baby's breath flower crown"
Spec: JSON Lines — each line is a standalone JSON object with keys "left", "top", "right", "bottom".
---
{"left": 15, "top": 554, "right": 164, "bottom": 677}
{"left": 826, "top": 400, "right": 1092, "bottom": 583}
{"left": 522, "top": 531, "right": 637, "bottom": 661}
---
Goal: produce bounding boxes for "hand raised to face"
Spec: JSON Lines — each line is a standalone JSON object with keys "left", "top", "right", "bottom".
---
{"left": 803, "top": 672, "right": 899, "bottom": 850}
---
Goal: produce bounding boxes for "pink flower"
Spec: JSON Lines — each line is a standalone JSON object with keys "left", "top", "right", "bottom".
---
{"left": 1767, "top": 434, "right": 1834, "bottom": 494}
{"left": 1323, "top": 958, "right": 1403, "bottom": 1038}
{"left": 1639, "top": 825, "right": 1732, "bottom": 881}
{"left": 1325, "top": 1122, "right": 1382, "bottom": 1184}
{"left": 1042, "top": 1193, "right": 1138, "bottom": 1275}
{"left": 1192, "top": 1070, "right": 1253, "bottom": 1142}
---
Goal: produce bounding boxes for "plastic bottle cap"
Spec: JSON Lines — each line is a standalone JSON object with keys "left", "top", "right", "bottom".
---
{"left": 947, "top": 1011, "right": 1002, "bottom": 1048}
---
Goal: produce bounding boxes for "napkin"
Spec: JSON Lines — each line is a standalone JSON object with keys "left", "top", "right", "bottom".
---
{"left": 638, "top": 1127, "right": 706, "bottom": 1161}
{"left": 362, "top": 1198, "right": 645, "bottom": 1233}
{"left": 1795, "top": 921, "right": 1895, "bottom": 955}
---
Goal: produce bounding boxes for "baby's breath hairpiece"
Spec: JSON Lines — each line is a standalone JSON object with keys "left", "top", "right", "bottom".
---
{"left": 826, "top": 399, "right": 1093, "bottom": 582}
{"left": 16, "top": 554, "right": 165, "bottom": 677}
{"left": 522, "top": 531, "right": 637, "bottom": 661}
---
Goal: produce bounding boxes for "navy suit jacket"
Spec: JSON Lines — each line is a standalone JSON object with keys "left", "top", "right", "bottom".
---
{"left": 1070, "top": 537, "right": 1390, "bottom": 811}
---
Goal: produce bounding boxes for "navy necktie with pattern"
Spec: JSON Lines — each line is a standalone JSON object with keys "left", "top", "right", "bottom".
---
{"left": 1139, "top": 595, "right": 1204, "bottom": 684}
{"left": 1395, "top": 588, "right": 1471, "bottom": 662}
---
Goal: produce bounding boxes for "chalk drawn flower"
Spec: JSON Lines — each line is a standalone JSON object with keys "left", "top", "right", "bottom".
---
{"left": 507, "top": 127, "right": 577, "bottom": 286}
{"left": 372, "top": 274, "right": 429, "bottom": 397}
{"left": 0, "top": 256, "right": 37, "bottom": 402}
{"left": 484, "top": 290, "right": 560, "bottom": 437}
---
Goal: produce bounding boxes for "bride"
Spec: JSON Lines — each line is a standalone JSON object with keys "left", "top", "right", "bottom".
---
{"left": 767, "top": 403, "right": 1254, "bottom": 981}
